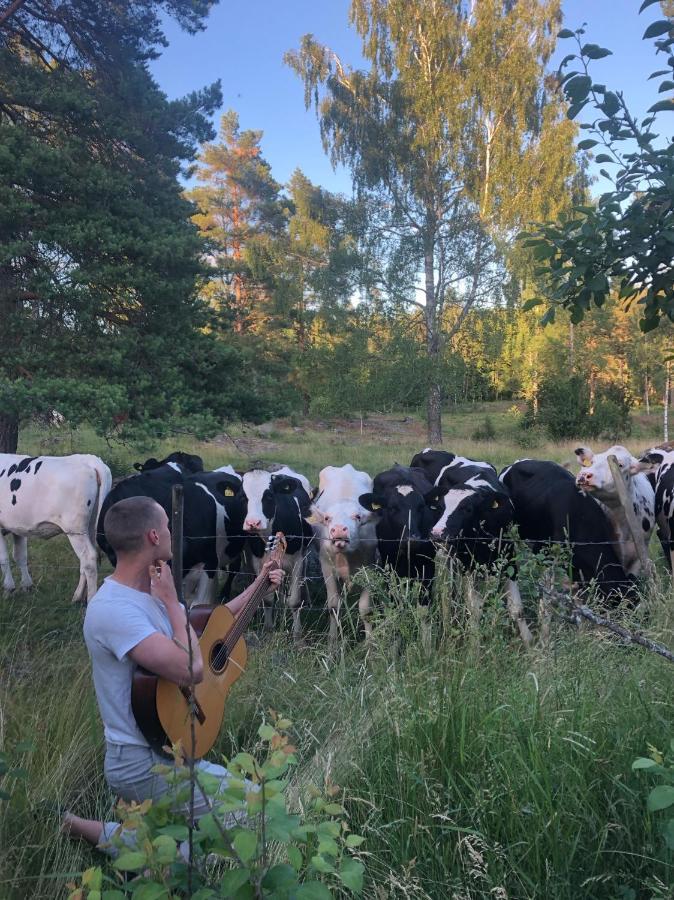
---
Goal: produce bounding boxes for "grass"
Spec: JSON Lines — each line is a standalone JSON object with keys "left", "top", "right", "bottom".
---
{"left": 2, "top": 403, "right": 674, "bottom": 898}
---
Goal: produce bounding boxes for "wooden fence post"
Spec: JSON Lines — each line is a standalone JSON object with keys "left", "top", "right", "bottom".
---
{"left": 607, "top": 454, "right": 653, "bottom": 578}
{"left": 171, "top": 484, "right": 184, "bottom": 603}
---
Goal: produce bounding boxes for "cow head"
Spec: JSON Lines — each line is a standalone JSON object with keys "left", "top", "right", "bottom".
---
{"left": 242, "top": 469, "right": 311, "bottom": 536}
{"left": 632, "top": 448, "right": 670, "bottom": 475}
{"left": 309, "top": 499, "right": 372, "bottom": 551}
{"left": 134, "top": 451, "right": 204, "bottom": 474}
{"left": 427, "top": 485, "right": 514, "bottom": 546}
{"left": 575, "top": 445, "right": 635, "bottom": 500}
{"left": 360, "top": 484, "right": 435, "bottom": 550}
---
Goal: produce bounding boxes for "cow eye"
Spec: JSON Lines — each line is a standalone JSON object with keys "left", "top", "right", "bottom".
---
{"left": 354, "top": 513, "right": 362, "bottom": 521}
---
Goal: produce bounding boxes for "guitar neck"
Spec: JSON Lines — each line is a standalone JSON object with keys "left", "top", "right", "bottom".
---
{"left": 222, "top": 537, "right": 285, "bottom": 654}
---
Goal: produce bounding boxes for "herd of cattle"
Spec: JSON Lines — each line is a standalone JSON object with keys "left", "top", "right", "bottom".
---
{"left": 0, "top": 443, "right": 672, "bottom": 643}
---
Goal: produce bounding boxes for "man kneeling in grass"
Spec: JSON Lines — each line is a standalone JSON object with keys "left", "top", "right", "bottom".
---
{"left": 60, "top": 495, "right": 283, "bottom": 850}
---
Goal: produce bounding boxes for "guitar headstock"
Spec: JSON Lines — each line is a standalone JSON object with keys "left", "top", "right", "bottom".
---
{"left": 265, "top": 531, "right": 287, "bottom": 562}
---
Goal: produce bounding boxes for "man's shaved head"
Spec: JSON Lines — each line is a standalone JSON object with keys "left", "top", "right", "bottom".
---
{"left": 103, "top": 497, "right": 165, "bottom": 555}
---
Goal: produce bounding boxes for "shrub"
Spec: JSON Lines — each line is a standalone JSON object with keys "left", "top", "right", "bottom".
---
{"left": 527, "top": 375, "right": 631, "bottom": 440}
{"left": 471, "top": 415, "right": 497, "bottom": 441}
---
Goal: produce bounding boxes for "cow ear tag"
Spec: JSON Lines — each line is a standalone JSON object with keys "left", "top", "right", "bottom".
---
{"left": 492, "top": 500, "right": 499, "bottom": 509}
{"left": 224, "top": 487, "right": 235, "bottom": 497}
{"left": 581, "top": 457, "right": 591, "bottom": 467}
{"left": 371, "top": 502, "right": 381, "bottom": 510}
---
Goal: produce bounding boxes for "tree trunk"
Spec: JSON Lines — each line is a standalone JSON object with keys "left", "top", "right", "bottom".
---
{"left": 0, "top": 412, "right": 18, "bottom": 453}
{"left": 665, "top": 361, "right": 670, "bottom": 443}
{"left": 424, "top": 230, "right": 442, "bottom": 445}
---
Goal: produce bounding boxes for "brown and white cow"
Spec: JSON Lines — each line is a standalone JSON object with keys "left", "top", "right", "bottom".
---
{"left": 309, "top": 464, "right": 378, "bottom": 643}
{"left": 1, "top": 453, "right": 112, "bottom": 602}
{"left": 574, "top": 445, "right": 655, "bottom": 576}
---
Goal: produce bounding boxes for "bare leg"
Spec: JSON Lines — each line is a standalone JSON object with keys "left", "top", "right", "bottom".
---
{"left": 287, "top": 554, "right": 306, "bottom": 643}
{"left": 358, "top": 588, "right": 372, "bottom": 640}
{"left": 505, "top": 579, "right": 533, "bottom": 646}
{"left": 12, "top": 535, "right": 32, "bottom": 589}
{"left": 66, "top": 533, "right": 98, "bottom": 603}
{"left": 0, "top": 531, "right": 15, "bottom": 591}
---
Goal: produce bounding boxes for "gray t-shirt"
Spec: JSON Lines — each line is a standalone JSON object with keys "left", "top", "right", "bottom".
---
{"left": 83, "top": 577, "right": 174, "bottom": 746}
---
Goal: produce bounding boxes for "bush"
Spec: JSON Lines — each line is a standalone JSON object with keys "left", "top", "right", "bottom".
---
{"left": 471, "top": 415, "right": 497, "bottom": 441}
{"left": 528, "top": 375, "right": 631, "bottom": 440}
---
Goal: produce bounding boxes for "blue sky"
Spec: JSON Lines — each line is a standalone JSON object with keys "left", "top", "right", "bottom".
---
{"left": 148, "top": 1, "right": 667, "bottom": 195}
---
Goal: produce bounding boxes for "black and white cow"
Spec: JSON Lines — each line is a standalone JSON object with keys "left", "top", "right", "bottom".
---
{"left": 0, "top": 453, "right": 112, "bottom": 602}
{"left": 634, "top": 447, "right": 674, "bottom": 574}
{"left": 359, "top": 464, "right": 436, "bottom": 602}
{"left": 241, "top": 467, "right": 314, "bottom": 634}
{"left": 500, "top": 459, "right": 636, "bottom": 602}
{"left": 97, "top": 460, "right": 243, "bottom": 604}
{"left": 574, "top": 445, "right": 655, "bottom": 576}
{"left": 309, "top": 464, "right": 378, "bottom": 642}
{"left": 409, "top": 448, "right": 456, "bottom": 484}
{"left": 133, "top": 451, "right": 204, "bottom": 474}
{"left": 424, "top": 457, "right": 533, "bottom": 644}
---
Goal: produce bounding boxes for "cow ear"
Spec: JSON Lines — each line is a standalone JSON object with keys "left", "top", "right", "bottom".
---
{"left": 216, "top": 480, "right": 237, "bottom": 498}
{"left": 574, "top": 447, "right": 593, "bottom": 467}
{"left": 311, "top": 485, "right": 320, "bottom": 500}
{"left": 306, "top": 505, "right": 327, "bottom": 526}
{"left": 424, "top": 489, "right": 441, "bottom": 506}
{"left": 633, "top": 450, "right": 665, "bottom": 474}
{"left": 272, "top": 475, "right": 294, "bottom": 493}
{"left": 358, "top": 492, "right": 382, "bottom": 512}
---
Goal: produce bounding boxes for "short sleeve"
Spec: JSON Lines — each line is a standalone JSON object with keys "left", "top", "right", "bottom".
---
{"left": 87, "top": 599, "right": 159, "bottom": 662}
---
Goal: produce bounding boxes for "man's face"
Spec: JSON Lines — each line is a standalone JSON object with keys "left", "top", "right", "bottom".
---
{"left": 151, "top": 506, "right": 172, "bottom": 561}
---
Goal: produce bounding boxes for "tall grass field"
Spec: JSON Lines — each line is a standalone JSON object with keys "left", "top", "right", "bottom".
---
{"left": 1, "top": 403, "right": 673, "bottom": 898}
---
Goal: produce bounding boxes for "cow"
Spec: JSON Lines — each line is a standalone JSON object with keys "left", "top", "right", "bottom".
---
{"left": 633, "top": 447, "right": 674, "bottom": 574}
{"left": 410, "top": 448, "right": 494, "bottom": 486}
{"left": 425, "top": 457, "right": 533, "bottom": 644}
{"left": 308, "top": 464, "right": 378, "bottom": 643}
{"left": 500, "top": 459, "right": 636, "bottom": 602}
{"left": 241, "top": 467, "right": 314, "bottom": 636}
{"left": 133, "top": 451, "right": 204, "bottom": 474}
{"left": 574, "top": 445, "right": 655, "bottom": 576}
{"left": 0, "top": 453, "right": 112, "bottom": 603}
{"left": 358, "top": 464, "right": 436, "bottom": 602}
{"left": 98, "top": 460, "right": 243, "bottom": 604}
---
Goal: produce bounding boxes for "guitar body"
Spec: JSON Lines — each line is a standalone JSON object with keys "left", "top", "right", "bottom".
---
{"left": 132, "top": 533, "right": 286, "bottom": 760}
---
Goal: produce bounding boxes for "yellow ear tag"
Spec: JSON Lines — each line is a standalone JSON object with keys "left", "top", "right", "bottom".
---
{"left": 581, "top": 457, "right": 591, "bottom": 467}
{"left": 371, "top": 502, "right": 381, "bottom": 510}
{"left": 224, "top": 487, "right": 235, "bottom": 497}
{"left": 492, "top": 500, "right": 499, "bottom": 509}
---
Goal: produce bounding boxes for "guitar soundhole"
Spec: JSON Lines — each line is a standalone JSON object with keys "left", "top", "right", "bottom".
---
{"left": 210, "top": 641, "right": 228, "bottom": 673}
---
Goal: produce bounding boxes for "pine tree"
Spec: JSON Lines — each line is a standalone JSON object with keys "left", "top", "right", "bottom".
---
{"left": 0, "top": 0, "right": 235, "bottom": 451}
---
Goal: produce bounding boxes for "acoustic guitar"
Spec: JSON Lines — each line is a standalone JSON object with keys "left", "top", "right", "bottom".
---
{"left": 132, "top": 533, "right": 286, "bottom": 759}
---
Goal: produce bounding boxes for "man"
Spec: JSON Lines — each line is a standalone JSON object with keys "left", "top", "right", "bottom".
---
{"left": 61, "top": 495, "right": 284, "bottom": 850}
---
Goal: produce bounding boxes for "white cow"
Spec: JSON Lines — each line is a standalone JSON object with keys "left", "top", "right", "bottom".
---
{"left": 309, "top": 464, "right": 378, "bottom": 643}
{"left": 0, "top": 453, "right": 112, "bottom": 602}
{"left": 241, "top": 466, "right": 314, "bottom": 636}
{"left": 574, "top": 444, "right": 655, "bottom": 576}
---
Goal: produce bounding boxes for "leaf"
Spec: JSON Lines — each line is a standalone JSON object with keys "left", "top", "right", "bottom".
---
{"left": 233, "top": 829, "right": 258, "bottom": 863}
{"left": 219, "top": 868, "right": 251, "bottom": 897}
{"left": 648, "top": 69, "right": 671, "bottom": 78}
{"left": 565, "top": 75, "right": 593, "bottom": 103}
{"left": 577, "top": 139, "right": 599, "bottom": 150}
{"left": 345, "top": 834, "right": 366, "bottom": 848}
{"left": 644, "top": 20, "right": 673, "bottom": 39}
{"left": 648, "top": 100, "right": 674, "bottom": 112}
{"left": 640, "top": 0, "right": 663, "bottom": 10}
{"left": 600, "top": 92, "right": 621, "bottom": 116}
{"left": 258, "top": 723, "right": 275, "bottom": 741}
{"left": 294, "top": 883, "right": 332, "bottom": 900}
{"left": 663, "top": 818, "right": 674, "bottom": 850}
{"left": 521, "top": 298, "right": 543, "bottom": 312}
{"left": 262, "top": 864, "right": 297, "bottom": 890}
{"left": 632, "top": 757, "right": 658, "bottom": 770}
{"left": 113, "top": 851, "right": 147, "bottom": 871}
{"left": 581, "top": 44, "right": 612, "bottom": 59}
{"left": 658, "top": 80, "right": 674, "bottom": 92}
{"left": 317, "top": 837, "right": 339, "bottom": 857}
{"left": 647, "top": 785, "right": 674, "bottom": 812}
{"left": 323, "top": 803, "right": 346, "bottom": 815}
{"left": 158, "top": 824, "right": 189, "bottom": 841}
{"left": 339, "top": 858, "right": 365, "bottom": 893}
{"left": 132, "top": 885, "right": 169, "bottom": 900}
{"left": 540, "top": 308, "right": 556, "bottom": 326}
{"left": 287, "top": 845, "right": 304, "bottom": 870}
{"left": 102, "top": 892, "right": 126, "bottom": 900}
{"left": 595, "top": 154, "right": 613, "bottom": 163}
{"left": 557, "top": 28, "right": 575, "bottom": 39}
{"left": 310, "top": 853, "right": 335, "bottom": 873}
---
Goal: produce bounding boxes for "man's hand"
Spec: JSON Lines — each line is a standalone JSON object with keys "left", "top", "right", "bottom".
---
{"left": 261, "top": 559, "right": 285, "bottom": 589}
{"left": 149, "top": 560, "right": 179, "bottom": 608}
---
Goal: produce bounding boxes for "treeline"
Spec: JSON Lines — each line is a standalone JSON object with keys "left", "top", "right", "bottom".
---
{"left": 1, "top": 0, "right": 672, "bottom": 453}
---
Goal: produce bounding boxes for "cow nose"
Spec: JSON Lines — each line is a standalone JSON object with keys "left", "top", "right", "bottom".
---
{"left": 245, "top": 518, "right": 261, "bottom": 531}
{"left": 431, "top": 527, "right": 443, "bottom": 538}
{"left": 329, "top": 525, "right": 348, "bottom": 539}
